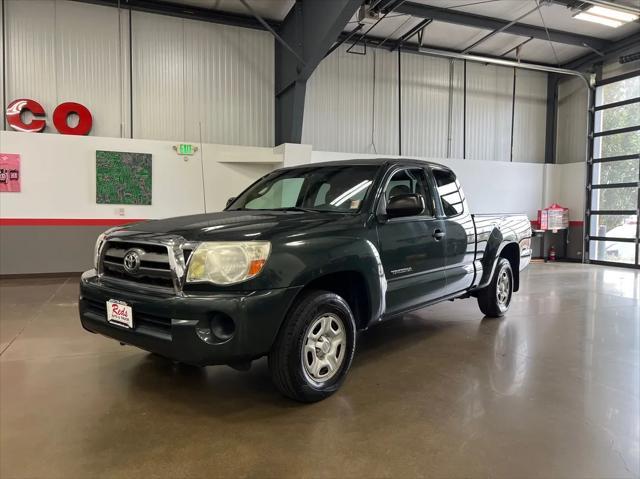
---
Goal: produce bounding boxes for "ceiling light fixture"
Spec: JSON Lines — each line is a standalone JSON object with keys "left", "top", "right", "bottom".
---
{"left": 573, "top": 11, "right": 624, "bottom": 28}
{"left": 587, "top": 5, "right": 639, "bottom": 23}
{"left": 573, "top": 4, "right": 639, "bottom": 28}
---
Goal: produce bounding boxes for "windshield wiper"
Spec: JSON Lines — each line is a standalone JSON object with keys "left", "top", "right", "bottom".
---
{"left": 271, "top": 207, "right": 319, "bottom": 213}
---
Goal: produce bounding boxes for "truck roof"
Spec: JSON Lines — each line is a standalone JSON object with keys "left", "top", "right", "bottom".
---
{"left": 281, "top": 158, "right": 451, "bottom": 170}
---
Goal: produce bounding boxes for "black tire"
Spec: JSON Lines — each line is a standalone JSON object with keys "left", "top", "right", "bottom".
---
{"left": 268, "top": 290, "right": 356, "bottom": 403}
{"left": 477, "top": 257, "right": 513, "bottom": 318}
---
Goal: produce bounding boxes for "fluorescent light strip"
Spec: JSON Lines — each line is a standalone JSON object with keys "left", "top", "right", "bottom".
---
{"left": 574, "top": 11, "right": 623, "bottom": 28}
{"left": 588, "top": 5, "right": 638, "bottom": 22}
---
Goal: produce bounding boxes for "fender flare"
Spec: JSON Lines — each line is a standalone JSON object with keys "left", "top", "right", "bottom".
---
{"left": 477, "top": 227, "right": 520, "bottom": 290}
{"left": 280, "top": 237, "right": 387, "bottom": 328}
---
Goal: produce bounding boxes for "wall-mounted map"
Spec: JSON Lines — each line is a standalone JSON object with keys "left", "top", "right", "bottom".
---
{"left": 96, "top": 150, "right": 152, "bottom": 205}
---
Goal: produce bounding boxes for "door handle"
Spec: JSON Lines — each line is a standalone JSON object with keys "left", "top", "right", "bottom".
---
{"left": 433, "top": 229, "right": 446, "bottom": 241}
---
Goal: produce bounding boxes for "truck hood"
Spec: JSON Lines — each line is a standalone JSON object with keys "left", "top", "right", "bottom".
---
{"left": 116, "top": 210, "right": 354, "bottom": 242}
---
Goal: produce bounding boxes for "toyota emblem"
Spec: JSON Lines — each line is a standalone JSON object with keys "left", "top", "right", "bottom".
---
{"left": 123, "top": 249, "right": 142, "bottom": 274}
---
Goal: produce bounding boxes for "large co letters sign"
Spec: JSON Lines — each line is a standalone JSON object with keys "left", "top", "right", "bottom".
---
{"left": 6, "top": 99, "right": 93, "bottom": 135}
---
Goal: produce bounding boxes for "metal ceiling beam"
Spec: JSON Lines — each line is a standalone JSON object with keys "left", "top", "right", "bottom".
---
{"left": 337, "top": 31, "right": 559, "bottom": 68}
{"left": 71, "top": 0, "right": 281, "bottom": 31}
{"left": 461, "top": 5, "right": 540, "bottom": 54}
{"left": 499, "top": 37, "right": 534, "bottom": 58}
{"left": 395, "top": 18, "right": 433, "bottom": 48}
{"left": 562, "top": 31, "right": 640, "bottom": 71}
{"left": 275, "top": 0, "right": 362, "bottom": 145}
{"left": 393, "top": 1, "right": 612, "bottom": 50}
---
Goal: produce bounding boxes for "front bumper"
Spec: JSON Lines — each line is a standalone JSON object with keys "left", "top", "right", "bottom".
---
{"left": 79, "top": 270, "right": 302, "bottom": 366}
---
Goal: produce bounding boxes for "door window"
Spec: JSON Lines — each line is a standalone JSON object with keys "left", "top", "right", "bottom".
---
{"left": 384, "top": 168, "right": 434, "bottom": 217}
{"left": 433, "top": 169, "right": 465, "bottom": 217}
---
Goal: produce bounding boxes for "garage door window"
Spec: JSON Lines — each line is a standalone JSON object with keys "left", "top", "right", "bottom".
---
{"left": 586, "top": 72, "right": 640, "bottom": 268}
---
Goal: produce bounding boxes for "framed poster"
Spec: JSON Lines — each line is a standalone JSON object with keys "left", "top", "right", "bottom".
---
{"left": 0, "top": 153, "right": 21, "bottom": 193}
{"left": 96, "top": 150, "right": 152, "bottom": 205}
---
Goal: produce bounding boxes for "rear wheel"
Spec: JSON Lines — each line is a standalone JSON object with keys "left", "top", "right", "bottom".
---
{"left": 268, "top": 290, "right": 356, "bottom": 402}
{"left": 477, "top": 257, "right": 513, "bottom": 318}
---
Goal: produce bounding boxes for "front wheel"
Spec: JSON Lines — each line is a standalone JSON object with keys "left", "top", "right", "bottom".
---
{"left": 477, "top": 257, "right": 513, "bottom": 318}
{"left": 268, "top": 290, "right": 356, "bottom": 403}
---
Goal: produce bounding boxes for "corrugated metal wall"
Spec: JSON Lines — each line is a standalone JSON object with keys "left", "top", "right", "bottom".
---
{"left": 557, "top": 76, "right": 588, "bottom": 164}
{"left": 301, "top": 45, "right": 398, "bottom": 155}
{"left": 2, "top": 0, "right": 274, "bottom": 146}
{"left": 465, "top": 62, "right": 513, "bottom": 162}
{"left": 401, "top": 54, "right": 451, "bottom": 158}
{"left": 513, "top": 70, "right": 547, "bottom": 163}
{"left": 303, "top": 48, "right": 548, "bottom": 163}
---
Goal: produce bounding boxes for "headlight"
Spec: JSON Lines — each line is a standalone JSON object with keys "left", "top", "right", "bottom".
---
{"left": 186, "top": 241, "right": 271, "bottom": 285}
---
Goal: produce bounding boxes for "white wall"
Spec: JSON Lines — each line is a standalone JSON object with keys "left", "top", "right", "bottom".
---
{"left": 543, "top": 161, "right": 587, "bottom": 222}
{"left": 2, "top": 0, "right": 274, "bottom": 146}
{"left": 310, "top": 150, "right": 546, "bottom": 219}
{"left": 0, "top": 131, "right": 281, "bottom": 219}
{"left": 303, "top": 47, "right": 548, "bottom": 163}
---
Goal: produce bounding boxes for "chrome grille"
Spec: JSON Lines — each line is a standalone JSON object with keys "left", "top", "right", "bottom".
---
{"left": 101, "top": 240, "right": 175, "bottom": 290}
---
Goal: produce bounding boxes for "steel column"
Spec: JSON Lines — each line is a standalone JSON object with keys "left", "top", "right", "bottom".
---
{"left": 274, "top": 0, "right": 361, "bottom": 145}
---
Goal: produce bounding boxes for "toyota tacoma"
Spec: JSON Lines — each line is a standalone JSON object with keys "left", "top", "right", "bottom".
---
{"left": 79, "top": 159, "right": 532, "bottom": 402}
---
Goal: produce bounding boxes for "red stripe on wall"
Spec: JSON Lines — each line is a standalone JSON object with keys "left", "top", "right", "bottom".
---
{"left": 0, "top": 218, "right": 145, "bottom": 226}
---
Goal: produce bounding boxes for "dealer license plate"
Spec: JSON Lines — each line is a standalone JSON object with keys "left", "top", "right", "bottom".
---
{"left": 106, "top": 299, "right": 133, "bottom": 329}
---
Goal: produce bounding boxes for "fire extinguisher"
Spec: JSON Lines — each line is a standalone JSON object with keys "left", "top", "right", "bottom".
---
{"left": 549, "top": 245, "right": 556, "bottom": 262}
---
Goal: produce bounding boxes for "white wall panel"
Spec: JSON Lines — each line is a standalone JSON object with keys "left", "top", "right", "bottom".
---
{"left": 183, "top": 20, "right": 274, "bottom": 146}
{"left": 304, "top": 50, "right": 545, "bottom": 164}
{"left": 0, "top": 130, "right": 281, "bottom": 219}
{"left": 131, "top": 12, "right": 185, "bottom": 142}
{"left": 4, "top": 0, "right": 57, "bottom": 134}
{"left": 3, "top": 1, "right": 273, "bottom": 146}
{"left": 302, "top": 45, "right": 397, "bottom": 156}
{"left": 449, "top": 60, "right": 465, "bottom": 160}
{"left": 557, "top": 76, "right": 588, "bottom": 164}
{"left": 466, "top": 62, "right": 513, "bottom": 162}
{"left": 401, "top": 54, "right": 450, "bottom": 158}
{"left": 4, "top": 0, "right": 126, "bottom": 138}
{"left": 55, "top": 1, "right": 126, "bottom": 138}
{"left": 513, "top": 70, "right": 547, "bottom": 163}
{"left": 372, "top": 49, "right": 399, "bottom": 156}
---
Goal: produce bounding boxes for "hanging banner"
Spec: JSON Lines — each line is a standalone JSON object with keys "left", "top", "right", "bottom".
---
{"left": 0, "top": 153, "right": 21, "bottom": 193}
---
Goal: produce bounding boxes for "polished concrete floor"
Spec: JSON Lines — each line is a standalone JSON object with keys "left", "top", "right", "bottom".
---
{"left": 0, "top": 262, "right": 638, "bottom": 478}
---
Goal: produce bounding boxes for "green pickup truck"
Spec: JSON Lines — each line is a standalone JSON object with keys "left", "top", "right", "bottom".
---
{"left": 79, "top": 159, "right": 532, "bottom": 402}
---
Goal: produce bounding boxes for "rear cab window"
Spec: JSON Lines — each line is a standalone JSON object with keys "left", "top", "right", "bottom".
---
{"left": 432, "top": 168, "right": 465, "bottom": 217}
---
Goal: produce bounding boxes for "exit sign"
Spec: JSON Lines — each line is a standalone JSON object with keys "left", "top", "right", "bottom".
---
{"left": 178, "top": 144, "right": 195, "bottom": 155}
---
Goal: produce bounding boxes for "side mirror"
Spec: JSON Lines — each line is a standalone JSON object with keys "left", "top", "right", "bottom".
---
{"left": 386, "top": 193, "right": 424, "bottom": 219}
{"left": 225, "top": 197, "right": 236, "bottom": 208}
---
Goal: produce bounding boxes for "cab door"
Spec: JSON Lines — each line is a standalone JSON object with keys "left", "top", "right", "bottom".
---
{"left": 429, "top": 167, "right": 476, "bottom": 296}
{"left": 376, "top": 167, "right": 448, "bottom": 317}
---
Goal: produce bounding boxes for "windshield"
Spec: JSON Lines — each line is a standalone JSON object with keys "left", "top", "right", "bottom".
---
{"left": 228, "top": 165, "right": 380, "bottom": 213}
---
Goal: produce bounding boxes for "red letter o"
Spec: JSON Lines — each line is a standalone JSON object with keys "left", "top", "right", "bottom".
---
{"left": 52, "top": 102, "right": 93, "bottom": 135}
{"left": 6, "top": 98, "right": 46, "bottom": 132}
